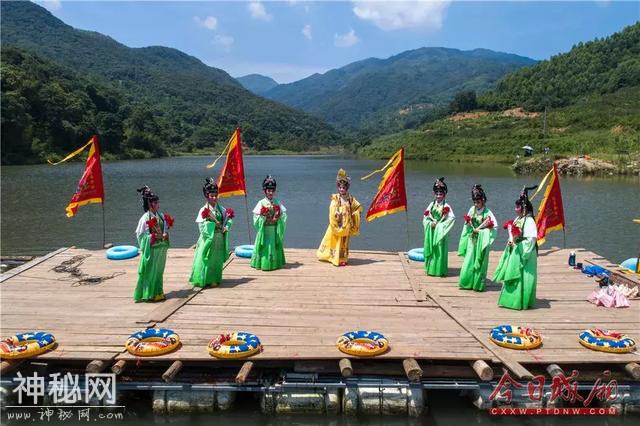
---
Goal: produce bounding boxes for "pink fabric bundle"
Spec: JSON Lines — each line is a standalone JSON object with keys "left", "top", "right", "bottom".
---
{"left": 588, "top": 286, "right": 630, "bottom": 308}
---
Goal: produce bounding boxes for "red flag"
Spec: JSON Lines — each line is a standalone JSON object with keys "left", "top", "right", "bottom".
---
{"left": 534, "top": 162, "right": 565, "bottom": 245}
{"left": 49, "top": 135, "right": 105, "bottom": 217}
{"left": 207, "top": 128, "right": 246, "bottom": 198}
{"left": 361, "top": 148, "right": 408, "bottom": 222}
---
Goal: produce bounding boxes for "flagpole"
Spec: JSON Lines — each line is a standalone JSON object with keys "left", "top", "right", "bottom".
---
{"left": 102, "top": 203, "right": 106, "bottom": 248}
{"left": 563, "top": 228, "right": 566, "bottom": 249}
{"left": 244, "top": 195, "right": 253, "bottom": 243}
{"left": 404, "top": 210, "right": 411, "bottom": 250}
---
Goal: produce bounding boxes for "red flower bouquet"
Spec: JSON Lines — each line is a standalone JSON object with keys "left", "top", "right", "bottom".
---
{"left": 463, "top": 214, "right": 472, "bottom": 224}
{"left": 442, "top": 206, "right": 450, "bottom": 215}
{"left": 486, "top": 219, "right": 495, "bottom": 229}
{"left": 424, "top": 209, "right": 430, "bottom": 217}
{"left": 511, "top": 224, "right": 522, "bottom": 238}
{"left": 502, "top": 219, "right": 514, "bottom": 230}
{"left": 273, "top": 204, "right": 281, "bottom": 217}
{"left": 260, "top": 206, "right": 270, "bottom": 216}
{"left": 146, "top": 217, "right": 158, "bottom": 229}
{"left": 164, "top": 213, "right": 175, "bottom": 228}
{"left": 201, "top": 207, "right": 211, "bottom": 220}
{"left": 226, "top": 208, "right": 235, "bottom": 219}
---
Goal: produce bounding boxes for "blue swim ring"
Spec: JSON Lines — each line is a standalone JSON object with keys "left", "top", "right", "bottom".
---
{"left": 620, "top": 258, "right": 638, "bottom": 272}
{"left": 106, "top": 245, "right": 139, "bottom": 260}
{"left": 235, "top": 245, "right": 255, "bottom": 258}
{"left": 407, "top": 248, "right": 424, "bottom": 262}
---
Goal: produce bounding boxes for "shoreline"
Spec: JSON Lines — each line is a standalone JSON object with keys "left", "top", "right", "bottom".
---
{"left": 512, "top": 155, "right": 640, "bottom": 176}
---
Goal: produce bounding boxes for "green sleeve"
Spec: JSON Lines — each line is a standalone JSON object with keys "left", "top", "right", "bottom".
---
{"left": 521, "top": 237, "right": 537, "bottom": 262}
{"left": 254, "top": 215, "right": 265, "bottom": 249}
{"left": 277, "top": 212, "right": 287, "bottom": 244}
{"left": 458, "top": 223, "right": 472, "bottom": 256}
{"left": 434, "top": 216, "right": 455, "bottom": 245}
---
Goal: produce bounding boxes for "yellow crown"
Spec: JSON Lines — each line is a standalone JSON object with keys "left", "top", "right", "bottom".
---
{"left": 336, "top": 168, "right": 350, "bottom": 183}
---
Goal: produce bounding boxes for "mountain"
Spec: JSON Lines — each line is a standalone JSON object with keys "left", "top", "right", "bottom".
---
{"left": 361, "top": 24, "right": 640, "bottom": 162}
{"left": 360, "top": 86, "right": 640, "bottom": 162}
{"left": 237, "top": 74, "right": 279, "bottom": 95}
{"left": 264, "top": 48, "right": 536, "bottom": 133}
{"left": 0, "top": 1, "right": 343, "bottom": 164}
{"left": 479, "top": 22, "right": 640, "bottom": 111}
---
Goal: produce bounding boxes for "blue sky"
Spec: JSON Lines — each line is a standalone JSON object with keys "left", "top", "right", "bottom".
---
{"left": 38, "top": 1, "right": 640, "bottom": 83}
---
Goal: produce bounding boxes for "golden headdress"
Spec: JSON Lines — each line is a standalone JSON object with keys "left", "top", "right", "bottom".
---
{"left": 336, "top": 169, "right": 350, "bottom": 185}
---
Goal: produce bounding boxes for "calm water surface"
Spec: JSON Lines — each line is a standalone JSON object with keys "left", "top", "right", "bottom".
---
{"left": 1, "top": 156, "right": 639, "bottom": 262}
{"left": 1, "top": 157, "right": 638, "bottom": 424}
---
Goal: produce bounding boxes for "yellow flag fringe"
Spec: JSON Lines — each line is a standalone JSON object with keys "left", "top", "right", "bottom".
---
{"left": 530, "top": 166, "right": 555, "bottom": 201}
{"left": 206, "top": 131, "right": 236, "bottom": 169}
{"left": 47, "top": 138, "right": 94, "bottom": 165}
{"left": 361, "top": 150, "right": 402, "bottom": 182}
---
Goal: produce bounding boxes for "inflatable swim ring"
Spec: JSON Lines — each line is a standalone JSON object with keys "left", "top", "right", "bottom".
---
{"left": 579, "top": 329, "right": 636, "bottom": 353}
{"left": 106, "top": 245, "right": 139, "bottom": 260}
{"left": 208, "top": 332, "right": 261, "bottom": 359}
{"left": 407, "top": 248, "right": 424, "bottom": 262}
{"left": 0, "top": 332, "right": 56, "bottom": 359}
{"left": 336, "top": 330, "right": 389, "bottom": 357}
{"left": 620, "top": 258, "right": 639, "bottom": 272}
{"left": 489, "top": 325, "right": 542, "bottom": 350}
{"left": 125, "top": 328, "right": 180, "bottom": 356}
{"left": 234, "top": 245, "right": 255, "bottom": 259}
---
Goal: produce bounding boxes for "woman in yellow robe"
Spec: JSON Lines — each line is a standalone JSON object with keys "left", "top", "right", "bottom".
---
{"left": 317, "top": 169, "right": 362, "bottom": 266}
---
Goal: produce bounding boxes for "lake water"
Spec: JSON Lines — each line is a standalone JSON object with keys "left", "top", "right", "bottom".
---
{"left": 1, "top": 156, "right": 638, "bottom": 263}
{"left": 1, "top": 156, "right": 638, "bottom": 423}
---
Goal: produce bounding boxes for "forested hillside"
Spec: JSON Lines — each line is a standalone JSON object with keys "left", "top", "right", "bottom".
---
{"left": 479, "top": 22, "right": 640, "bottom": 111}
{"left": 1, "top": 1, "right": 343, "bottom": 164}
{"left": 265, "top": 48, "right": 535, "bottom": 134}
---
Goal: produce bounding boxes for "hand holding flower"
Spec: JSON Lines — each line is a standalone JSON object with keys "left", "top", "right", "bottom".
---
{"left": 164, "top": 213, "right": 175, "bottom": 229}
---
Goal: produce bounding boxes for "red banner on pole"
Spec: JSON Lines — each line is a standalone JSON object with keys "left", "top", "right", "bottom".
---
{"left": 207, "top": 128, "right": 246, "bottom": 198}
{"left": 362, "top": 148, "right": 408, "bottom": 222}
{"left": 535, "top": 162, "right": 565, "bottom": 245}
{"left": 49, "top": 135, "right": 105, "bottom": 217}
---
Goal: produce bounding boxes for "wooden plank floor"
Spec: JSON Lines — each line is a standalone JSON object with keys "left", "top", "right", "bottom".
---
{"left": 1, "top": 247, "right": 637, "bottom": 368}
{"left": 403, "top": 247, "right": 640, "bottom": 365}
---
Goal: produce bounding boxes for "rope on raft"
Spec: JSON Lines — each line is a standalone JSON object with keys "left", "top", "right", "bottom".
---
{"left": 50, "top": 254, "right": 125, "bottom": 286}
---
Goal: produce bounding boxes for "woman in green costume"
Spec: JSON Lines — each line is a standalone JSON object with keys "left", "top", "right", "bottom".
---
{"left": 458, "top": 184, "right": 497, "bottom": 291}
{"left": 250, "top": 175, "right": 287, "bottom": 271}
{"left": 423, "top": 177, "right": 455, "bottom": 277}
{"left": 190, "top": 178, "right": 234, "bottom": 288}
{"left": 493, "top": 186, "right": 539, "bottom": 310}
{"left": 134, "top": 186, "right": 174, "bottom": 302}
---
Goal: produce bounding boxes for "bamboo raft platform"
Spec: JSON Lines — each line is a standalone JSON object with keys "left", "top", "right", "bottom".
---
{"left": 1, "top": 247, "right": 639, "bottom": 384}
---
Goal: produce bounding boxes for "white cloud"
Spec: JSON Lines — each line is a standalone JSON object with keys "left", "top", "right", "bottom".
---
{"left": 213, "top": 35, "right": 234, "bottom": 52}
{"left": 302, "top": 24, "right": 312, "bottom": 40}
{"left": 248, "top": 2, "right": 273, "bottom": 22}
{"left": 334, "top": 29, "right": 359, "bottom": 48}
{"left": 38, "top": 0, "right": 61, "bottom": 11}
{"left": 287, "top": 0, "right": 310, "bottom": 13}
{"left": 194, "top": 16, "right": 218, "bottom": 31}
{"left": 352, "top": 1, "right": 451, "bottom": 31}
